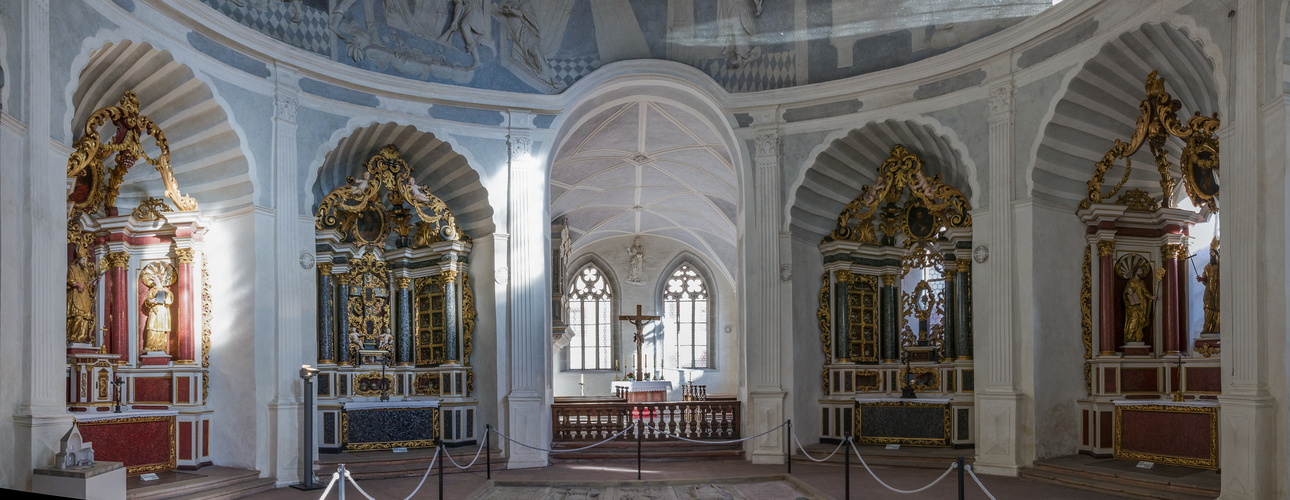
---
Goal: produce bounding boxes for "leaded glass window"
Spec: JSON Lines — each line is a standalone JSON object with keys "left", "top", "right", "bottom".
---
{"left": 664, "top": 264, "right": 709, "bottom": 369}
{"left": 568, "top": 265, "right": 613, "bottom": 370}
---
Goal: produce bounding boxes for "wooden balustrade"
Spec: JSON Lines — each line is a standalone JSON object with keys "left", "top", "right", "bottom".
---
{"left": 682, "top": 384, "right": 707, "bottom": 401}
{"left": 552, "top": 400, "right": 740, "bottom": 442}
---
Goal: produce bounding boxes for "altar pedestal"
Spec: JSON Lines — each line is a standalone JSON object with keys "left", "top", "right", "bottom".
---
{"left": 1113, "top": 400, "right": 1218, "bottom": 469}
{"left": 74, "top": 411, "right": 177, "bottom": 475}
{"left": 611, "top": 381, "right": 673, "bottom": 403}
{"left": 32, "top": 461, "right": 125, "bottom": 500}
{"left": 341, "top": 400, "right": 440, "bottom": 451}
{"left": 854, "top": 398, "right": 951, "bottom": 447}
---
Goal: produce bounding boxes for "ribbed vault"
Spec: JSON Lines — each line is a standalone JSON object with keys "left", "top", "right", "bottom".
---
{"left": 73, "top": 41, "right": 253, "bottom": 212}
{"left": 311, "top": 122, "right": 494, "bottom": 237}
{"left": 1031, "top": 23, "right": 1219, "bottom": 207}
{"left": 790, "top": 120, "right": 973, "bottom": 241}
{"left": 551, "top": 100, "right": 738, "bottom": 279}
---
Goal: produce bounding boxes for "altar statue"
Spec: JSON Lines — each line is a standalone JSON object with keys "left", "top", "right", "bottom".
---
{"left": 627, "top": 237, "right": 645, "bottom": 283}
{"left": 1122, "top": 267, "right": 1156, "bottom": 344}
{"left": 140, "top": 262, "right": 177, "bottom": 353}
{"left": 1198, "top": 240, "right": 1220, "bottom": 334}
{"left": 66, "top": 254, "right": 97, "bottom": 344}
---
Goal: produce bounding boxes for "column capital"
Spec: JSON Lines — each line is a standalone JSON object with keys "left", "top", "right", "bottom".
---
{"left": 175, "top": 247, "right": 195, "bottom": 264}
{"left": 881, "top": 274, "right": 896, "bottom": 287}
{"left": 988, "top": 81, "right": 1015, "bottom": 118}
{"left": 508, "top": 134, "right": 534, "bottom": 158}
{"left": 395, "top": 276, "right": 411, "bottom": 289}
{"left": 274, "top": 90, "right": 299, "bottom": 125}
{"left": 106, "top": 251, "right": 130, "bottom": 268}
{"left": 754, "top": 131, "right": 779, "bottom": 159}
{"left": 1097, "top": 240, "right": 1116, "bottom": 257}
{"left": 318, "top": 262, "right": 334, "bottom": 275}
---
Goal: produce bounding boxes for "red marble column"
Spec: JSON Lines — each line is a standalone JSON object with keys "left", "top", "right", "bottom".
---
{"left": 175, "top": 248, "right": 195, "bottom": 363}
{"left": 1097, "top": 241, "right": 1117, "bottom": 355}
{"left": 1161, "top": 245, "right": 1180, "bottom": 354}
{"left": 107, "top": 251, "right": 129, "bottom": 361}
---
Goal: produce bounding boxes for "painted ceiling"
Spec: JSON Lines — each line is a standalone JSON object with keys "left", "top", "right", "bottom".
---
{"left": 200, "top": 0, "right": 1054, "bottom": 94}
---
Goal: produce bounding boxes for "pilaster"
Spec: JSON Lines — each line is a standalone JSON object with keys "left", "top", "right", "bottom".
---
{"left": 505, "top": 116, "right": 551, "bottom": 468}
{"left": 270, "top": 70, "right": 305, "bottom": 485}
{"left": 746, "top": 111, "right": 786, "bottom": 463}
{"left": 974, "top": 80, "right": 1024, "bottom": 475}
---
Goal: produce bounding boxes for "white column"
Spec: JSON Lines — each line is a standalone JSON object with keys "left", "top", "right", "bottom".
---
{"left": 505, "top": 120, "right": 552, "bottom": 468}
{"left": 268, "top": 71, "right": 306, "bottom": 485}
{"left": 13, "top": 0, "right": 75, "bottom": 490}
{"left": 974, "top": 80, "right": 1024, "bottom": 475}
{"left": 1219, "top": 1, "right": 1276, "bottom": 497}
{"left": 746, "top": 116, "right": 786, "bottom": 463}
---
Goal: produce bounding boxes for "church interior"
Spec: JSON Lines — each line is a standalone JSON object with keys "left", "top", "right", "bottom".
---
{"left": 1, "top": 0, "right": 1287, "bottom": 498}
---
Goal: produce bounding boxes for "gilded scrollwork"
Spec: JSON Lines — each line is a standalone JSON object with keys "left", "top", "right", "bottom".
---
{"left": 1081, "top": 246, "right": 1092, "bottom": 393}
{"left": 824, "top": 145, "right": 971, "bottom": 246}
{"left": 1114, "top": 189, "right": 1160, "bottom": 212}
{"left": 1081, "top": 71, "right": 1220, "bottom": 212}
{"left": 315, "top": 146, "right": 467, "bottom": 249}
{"left": 462, "top": 272, "right": 476, "bottom": 365}
{"left": 344, "top": 253, "right": 393, "bottom": 365}
{"left": 131, "top": 197, "right": 174, "bottom": 221}
{"left": 817, "top": 273, "right": 831, "bottom": 361}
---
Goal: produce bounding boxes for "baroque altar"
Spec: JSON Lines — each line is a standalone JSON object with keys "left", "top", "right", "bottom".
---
{"left": 63, "top": 92, "right": 214, "bottom": 474}
{"left": 815, "top": 145, "right": 975, "bottom": 447}
{"left": 313, "top": 146, "right": 475, "bottom": 449}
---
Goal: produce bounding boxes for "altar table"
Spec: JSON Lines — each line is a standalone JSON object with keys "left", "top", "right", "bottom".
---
{"left": 854, "top": 398, "right": 951, "bottom": 447}
{"left": 341, "top": 400, "right": 440, "bottom": 451}
{"left": 611, "top": 381, "right": 673, "bottom": 403}
{"left": 1113, "top": 400, "right": 1218, "bottom": 469}
{"left": 73, "top": 410, "right": 177, "bottom": 475}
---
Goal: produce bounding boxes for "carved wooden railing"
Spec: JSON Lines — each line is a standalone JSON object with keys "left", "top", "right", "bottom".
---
{"left": 552, "top": 401, "right": 740, "bottom": 442}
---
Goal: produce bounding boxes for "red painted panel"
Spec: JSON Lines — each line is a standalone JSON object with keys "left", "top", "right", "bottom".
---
{"left": 1186, "top": 367, "right": 1221, "bottom": 392}
{"left": 134, "top": 378, "right": 172, "bottom": 403}
{"left": 203, "top": 420, "right": 210, "bottom": 458}
{"left": 1082, "top": 410, "right": 1089, "bottom": 446}
{"left": 1170, "top": 367, "right": 1180, "bottom": 391}
{"left": 77, "top": 417, "right": 175, "bottom": 475}
{"left": 180, "top": 422, "right": 192, "bottom": 460}
{"left": 1120, "top": 368, "right": 1159, "bottom": 393}
{"left": 176, "top": 377, "right": 190, "bottom": 404}
{"left": 1103, "top": 368, "right": 1117, "bottom": 393}
{"left": 1099, "top": 412, "right": 1113, "bottom": 449}
{"left": 1119, "top": 409, "right": 1214, "bottom": 460}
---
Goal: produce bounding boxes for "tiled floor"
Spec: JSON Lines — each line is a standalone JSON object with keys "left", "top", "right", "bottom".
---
{"left": 245, "top": 459, "right": 1120, "bottom": 499}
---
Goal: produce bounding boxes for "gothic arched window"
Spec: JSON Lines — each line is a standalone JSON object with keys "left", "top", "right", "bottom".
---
{"left": 663, "top": 263, "right": 710, "bottom": 369}
{"left": 568, "top": 264, "right": 613, "bottom": 370}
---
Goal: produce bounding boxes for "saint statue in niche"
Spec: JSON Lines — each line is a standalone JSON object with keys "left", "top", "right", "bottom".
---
{"left": 140, "top": 262, "right": 176, "bottom": 353}
{"left": 627, "top": 236, "right": 646, "bottom": 283}
{"left": 1198, "top": 239, "right": 1220, "bottom": 334}
{"left": 1122, "top": 266, "right": 1156, "bottom": 344}
{"left": 66, "top": 252, "right": 98, "bottom": 344}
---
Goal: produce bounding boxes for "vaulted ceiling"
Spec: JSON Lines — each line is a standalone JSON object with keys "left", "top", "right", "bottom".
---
{"left": 551, "top": 100, "right": 738, "bottom": 280}
{"left": 311, "top": 122, "right": 495, "bottom": 237}
{"left": 790, "top": 119, "right": 974, "bottom": 241}
{"left": 74, "top": 41, "right": 254, "bottom": 213}
{"left": 1031, "top": 23, "right": 1219, "bottom": 208}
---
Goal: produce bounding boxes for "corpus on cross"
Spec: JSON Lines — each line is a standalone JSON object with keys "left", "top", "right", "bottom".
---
{"left": 619, "top": 305, "right": 661, "bottom": 380}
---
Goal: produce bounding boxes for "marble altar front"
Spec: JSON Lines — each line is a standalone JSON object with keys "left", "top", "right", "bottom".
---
{"left": 1113, "top": 400, "right": 1218, "bottom": 469}
{"left": 341, "top": 400, "right": 440, "bottom": 451}
{"left": 611, "top": 381, "right": 673, "bottom": 403}
{"left": 73, "top": 410, "right": 177, "bottom": 475}
{"left": 854, "top": 398, "right": 953, "bottom": 447}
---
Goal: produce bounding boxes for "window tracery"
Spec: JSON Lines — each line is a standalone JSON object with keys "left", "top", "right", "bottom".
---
{"left": 663, "top": 263, "right": 710, "bottom": 369}
{"left": 567, "top": 265, "right": 613, "bottom": 370}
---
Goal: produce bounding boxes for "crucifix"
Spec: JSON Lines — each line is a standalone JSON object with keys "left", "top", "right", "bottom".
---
{"left": 619, "top": 305, "right": 661, "bottom": 381}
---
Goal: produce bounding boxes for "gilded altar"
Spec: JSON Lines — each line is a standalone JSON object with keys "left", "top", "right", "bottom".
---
{"left": 63, "top": 92, "right": 214, "bottom": 471}
{"left": 313, "top": 146, "right": 479, "bottom": 448}
{"left": 816, "top": 145, "right": 975, "bottom": 447}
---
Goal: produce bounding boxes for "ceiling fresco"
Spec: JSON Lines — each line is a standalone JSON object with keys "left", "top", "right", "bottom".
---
{"left": 200, "top": 0, "right": 1053, "bottom": 94}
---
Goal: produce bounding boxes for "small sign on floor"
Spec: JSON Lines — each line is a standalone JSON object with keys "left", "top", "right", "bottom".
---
{"left": 885, "top": 444, "right": 900, "bottom": 450}
{"left": 1136, "top": 461, "right": 1155, "bottom": 469}
{"left": 140, "top": 473, "right": 160, "bottom": 481}
{"left": 392, "top": 447, "right": 408, "bottom": 453}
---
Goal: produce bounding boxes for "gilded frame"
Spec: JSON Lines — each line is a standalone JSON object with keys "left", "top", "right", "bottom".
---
{"left": 340, "top": 407, "right": 441, "bottom": 451}
{"left": 1113, "top": 404, "right": 1217, "bottom": 469}
{"left": 76, "top": 415, "right": 177, "bottom": 475}
{"left": 853, "top": 400, "right": 951, "bottom": 447}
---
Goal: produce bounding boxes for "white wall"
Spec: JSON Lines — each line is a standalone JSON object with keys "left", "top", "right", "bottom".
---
{"left": 789, "top": 234, "right": 827, "bottom": 443}
{"left": 554, "top": 235, "right": 739, "bottom": 400}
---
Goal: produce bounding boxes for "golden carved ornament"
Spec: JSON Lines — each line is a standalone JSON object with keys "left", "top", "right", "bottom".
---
{"left": 1115, "top": 189, "right": 1160, "bottom": 212}
{"left": 955, "top": 259, "right": 970, "bottom": 273}
{"left": 315, "top": 146, "right": 467, "bottom": 249}
{"left": 175, "top": 248, "right": 195, "bottom": 264}
{"left": 817, "top": 273, "right": 831, "bottom": 361}
{"left": 318, "top": 263, "right": 334, "bottom": 275}
{"left": 1195, "top": 343, "right": 1219, "bottom": 358}
{"left": 1081, "top": 71, "right": 1220, "bottom": 213}
{"left": 1097, "top": 240, "right": 1116, "bottom": 257}
{"left": 441, "top": 269, "right": 459, "bottom": 282}
{"left": 834, "top": 269, "right": 853, "bottom": 282}
{"left": 66, "top": 91, "right": 198, "bottom": 216}
{"left": 1160, "top": 244, "right": 1188, "bottom": 261}
{"left": 466, "top": 369, "right": 474, "bottom": 396}
{"left": 415, "top": 372, "right": 442, "bottom": 395}
{"left": 1080, "top": 246, "right": 1093, "bottom": 393}
{"left": 344, "top": 252, "right": 392, "bottom": 365}
{"left": 201, "top": 255, "right": 212, "bottom": 400}
{"left": 395, "top": 276, "right": 412, "bottom": 289}
{"left": 824, "top": 145, "right": 971, "bottom": 245}
{"left": 881, "top": 274, "right": 896, "bottom": 287}
{"left": 131, "top": 197, "right": 173, "bottom": 221}
{"left": 462, "top": 273, "right": 476, "bottom": 365}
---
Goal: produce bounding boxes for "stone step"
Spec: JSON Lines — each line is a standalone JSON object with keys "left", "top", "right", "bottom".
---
{"left": 1021, "top": 462, "right": 1218, "bottom": 500}
{"left": 548, "top": 440, "right": 744, "bottom": 462}
{"left": 317, "top": 448, "right": 507, "bottom": 480}
{"left": 186, "top": 478, "right": 277, "bottom": 500}
{"left": 127, "top": 467, "right": 264, "bottom": 500}
{"left": 792, "top": 443, "right": 974, "bottom": 470}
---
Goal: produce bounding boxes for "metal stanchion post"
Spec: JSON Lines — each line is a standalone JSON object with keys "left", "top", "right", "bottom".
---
{"left": 786, "top": 419, "right": 792, "bottom": 474}
{"left": 338, "top": 464, "right": 347, "bottom": 500}
{"left": 957, "top": 456, "right": 965, "bottom": 500}
{"left": 438, "top": 444, "right": 444, "bottom": 499}
{"left": 636, "top": 419, "right": 643, "bottom": 480}
{"left": 291, "top": 366, "right": 323, "bottom": 490}
{"left": 844, "top": 435, "right": 850, "bottom": 500}
{"left": 486, "top": 425, "right": 492, "bottom": 480}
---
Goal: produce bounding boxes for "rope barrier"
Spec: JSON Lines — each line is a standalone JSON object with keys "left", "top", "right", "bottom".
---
{"left": 321, "top": 448, "right": 439, "bottom": 500}
{"left": 492, "top": 424, "right": 635, "bottom": 453}
{"left": 846, "top": 438, "right": 958, "bottom": 494}
{"left": 640, "top": 421, "right": 786, "bottom": 445}
{"left": 791, "top": 432, "right": 846, "bottom": 462}
{"left": 316, "top": 472, "right": 339, "bottom": 500}
{"left": 965, "top": 464, "right": 998, "bottom": 500}
{"left": 442, "top": 439, "right": 487, "bottom": 470}
{"left": 343, "top": 470, "right": 377, "bottom": 500}
{"left": 395, "top": 447, "right": 439, "bottom": 500}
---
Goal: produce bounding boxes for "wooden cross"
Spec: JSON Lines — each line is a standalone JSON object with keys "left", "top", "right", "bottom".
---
{"left": 619, "top": 305, "right": 661, "bottom": 381}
